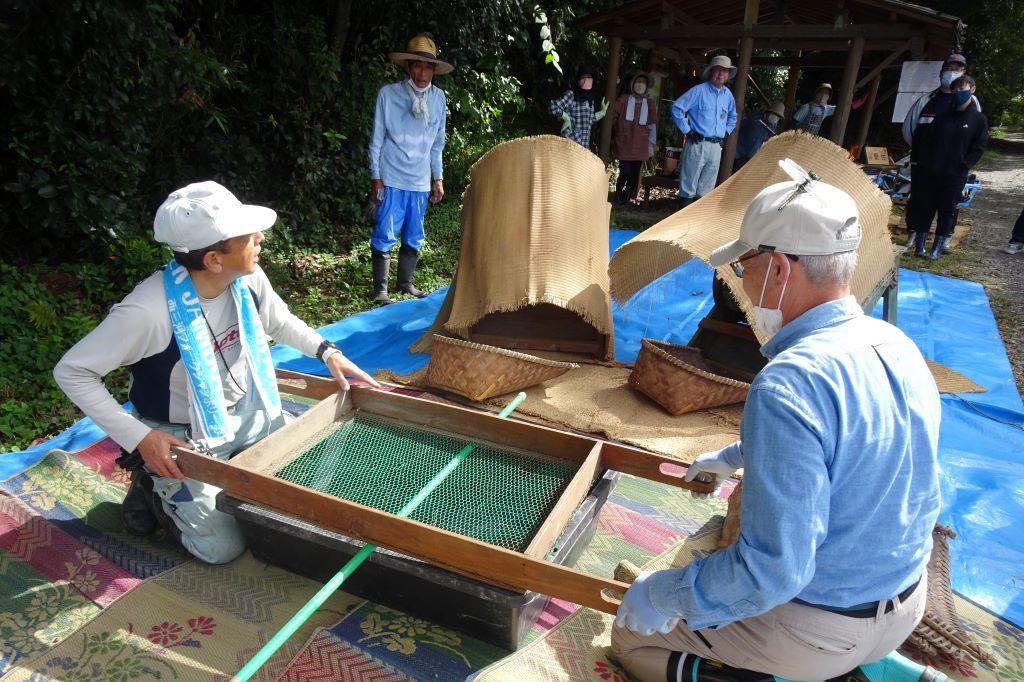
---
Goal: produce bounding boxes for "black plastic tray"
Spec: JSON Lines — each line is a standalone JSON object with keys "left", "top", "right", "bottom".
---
{"left": 218, "top": 469, "right": 618, "bottom": 650}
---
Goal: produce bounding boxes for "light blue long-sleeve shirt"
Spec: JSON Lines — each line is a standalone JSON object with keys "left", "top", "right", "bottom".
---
{"left": 368, "top": 81, "right": 446, "bottom": 192}
{"left": 671, "top": 81, "right": 737, "bottom": 139}
{"left": 648, "top": 297, "right": 941, "bottom": 630}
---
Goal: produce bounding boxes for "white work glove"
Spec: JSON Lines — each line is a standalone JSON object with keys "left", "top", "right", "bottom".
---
{"left": 615, "top": 570, "right": 680, "bottom": 636}
{"left": 560, "top": 112, "right": 573, "bottom": 133}
{"left": 684, "top": 445, "right": 739, "bottom": 498}
{"left": 594, "top": 97, "right": 610, "bottom": 121}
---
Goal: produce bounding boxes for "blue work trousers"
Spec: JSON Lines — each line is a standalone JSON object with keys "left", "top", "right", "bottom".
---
{"left": 138, "top": 408, "right": 288, "bottom": 564}
{"left": 372, "top": 186, "right": 429, "bottom": 252}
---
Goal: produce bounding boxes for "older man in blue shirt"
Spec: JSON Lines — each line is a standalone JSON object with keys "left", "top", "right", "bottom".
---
{"left": 671, "top": 55, "right": 738, "bottom": 208}
{"left": 612, "top": 161, "right": 941, "bottom": 681}
{"left": 368, "top": 33, "right": 449, "bottom": 304}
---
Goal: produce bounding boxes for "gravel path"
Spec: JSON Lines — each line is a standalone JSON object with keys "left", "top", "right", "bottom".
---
{"left": 932, "top": 132, "right": 1024, "bottom": 395}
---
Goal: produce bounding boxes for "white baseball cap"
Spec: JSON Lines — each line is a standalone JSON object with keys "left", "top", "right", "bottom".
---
{"left": 708, "top": 159, "right": 861, "bottom": 267}
{"left": 154, "top": 181, "right": 277, "bottom": 252}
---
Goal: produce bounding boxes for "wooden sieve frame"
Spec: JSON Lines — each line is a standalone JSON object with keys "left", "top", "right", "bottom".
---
{"left": 174, "top": 370, "right": 715, "bottom": 615}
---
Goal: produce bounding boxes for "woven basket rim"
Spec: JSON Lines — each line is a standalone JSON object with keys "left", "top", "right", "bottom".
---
{"left": 432, "top": 334, "right": 580, "bottom": 369}
{"left": 641, "top": 339, "right": 751, "bottom": 389}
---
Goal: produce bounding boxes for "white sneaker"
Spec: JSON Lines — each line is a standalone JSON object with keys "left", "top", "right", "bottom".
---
{"left": 1004, "top": 242, "right": 1024, "bottom": 255}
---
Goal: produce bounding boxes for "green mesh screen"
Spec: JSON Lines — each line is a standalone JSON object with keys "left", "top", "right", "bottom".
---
{"left": 274, "top": 413, "right": 576, "bottom": 552}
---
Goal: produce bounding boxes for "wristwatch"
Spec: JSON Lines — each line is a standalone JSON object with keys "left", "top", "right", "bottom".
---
{"left": 317, "top": 340, "right": 341, "bottom": 363}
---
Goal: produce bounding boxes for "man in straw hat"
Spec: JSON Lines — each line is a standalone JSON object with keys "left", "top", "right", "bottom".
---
{"left": 612, "top": 161, "right": 940, "bottom": 681}
{"left": 792, "top": 83, "right": 836, "bottom": 137}
{"left": 54, "top": 181, "right": 378, "bottom": 564}
{"left": 671, "top": 55, "right": 738, "bottom": 208}
{"left": 734, "top": 101, "right": 785, "bottom": 171}
{"left": 368, "top": 32, "right": 451, "bottom": 305}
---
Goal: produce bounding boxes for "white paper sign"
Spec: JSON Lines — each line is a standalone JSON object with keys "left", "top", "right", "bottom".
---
{"left": 892, "top": 61, "right": 943, "bottom": 123}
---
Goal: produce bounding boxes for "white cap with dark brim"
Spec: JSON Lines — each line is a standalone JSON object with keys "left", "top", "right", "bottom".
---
{"left": 154, "top": 181, "right": 277, "bottom": 253}
{"left": 708, "top": 159, "right": 862, "bottom": 267}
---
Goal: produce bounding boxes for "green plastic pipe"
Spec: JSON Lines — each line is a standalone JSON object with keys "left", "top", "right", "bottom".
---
{"left": 232, "top": 391, "right": 528, "bottom": 681}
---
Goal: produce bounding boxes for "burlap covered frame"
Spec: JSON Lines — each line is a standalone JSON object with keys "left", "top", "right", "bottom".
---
{"left": 609, "top": 132, "right": 897, "bottom": 343}
{"left": 412, "top": 135, "right": 615, "bottom": 359}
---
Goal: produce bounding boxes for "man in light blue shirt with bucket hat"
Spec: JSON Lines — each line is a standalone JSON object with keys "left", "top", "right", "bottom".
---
{"left": 368, "top": 33, "right": 450, "bottom": 304}
{"left": 671, "top": 55, "right": 738, "bottom": 208}
{"left": 612, "top": 160, "right": 941, "bottom": 681}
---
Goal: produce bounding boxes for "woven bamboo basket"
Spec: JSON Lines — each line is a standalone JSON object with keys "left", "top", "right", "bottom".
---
{"left": 426, "top": 335, "right": 578, "bottom": 402}
{"left": 628, "top": 339, "right": 751, "bottom": 416}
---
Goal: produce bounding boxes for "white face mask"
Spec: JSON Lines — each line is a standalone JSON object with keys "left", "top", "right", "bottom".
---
{"left": 767, "top": 113, "right": 780, "bottom": 128}
{"left": 633, "top": 82, "right": 647, "bottom": 96}
{"left": 753, "top": 255, "right": 789, "bottom": 338}
{"left": 407, "top": 78, "right": 430, "bottom": 94}
{"left": 940, "top": 69, "right": 960, "bottom": 89}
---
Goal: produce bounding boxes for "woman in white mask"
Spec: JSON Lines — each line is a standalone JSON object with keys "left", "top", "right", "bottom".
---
{"left": 611, "top": 73, "right": 658, "bottom": 205}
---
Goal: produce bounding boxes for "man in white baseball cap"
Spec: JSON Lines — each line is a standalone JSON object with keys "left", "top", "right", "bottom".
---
{"left": 54, "top": 181, "right": 378, "bottom": 564}
{"left": 612, "top": 161, "right": 941, "bottom": 681}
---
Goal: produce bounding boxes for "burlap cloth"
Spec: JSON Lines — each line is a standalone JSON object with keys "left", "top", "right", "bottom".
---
{"left": 379, "top": 363, "right": 742, "bottom": 464}
{"left": 411, "top": 135, "right": 615, "bottom": 359}
{"left": 378, "top": 354, "right": 979, "bottom": 466}
{"left": 926, "top": 359, "right": 986, "bottom": 394}
{"left": 609, "top": 131, "right": 898, "bottom": 344}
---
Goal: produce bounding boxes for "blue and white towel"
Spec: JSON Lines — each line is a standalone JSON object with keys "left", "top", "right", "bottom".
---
{"left": 163, "top": 260, "right": 281, "bottom": 447}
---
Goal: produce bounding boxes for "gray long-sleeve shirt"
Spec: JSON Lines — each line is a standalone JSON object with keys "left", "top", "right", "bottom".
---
{"left": 53, "top": 265, "right": 324, "bottom": 452}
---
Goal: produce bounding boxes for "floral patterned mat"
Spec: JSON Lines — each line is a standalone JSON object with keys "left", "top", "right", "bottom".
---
{"left": 276, "top": 473, "right": 1024, "bottom": 681}
{"left": 0, "top": 440, "right": 190, "bottom": 678}
{"left": 3, "top": 440, "right": 1021, "bottom": 681}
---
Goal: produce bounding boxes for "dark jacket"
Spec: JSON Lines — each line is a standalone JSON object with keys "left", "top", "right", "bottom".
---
{"left": 912, "top": 106, "right": 988, "bottom": 177}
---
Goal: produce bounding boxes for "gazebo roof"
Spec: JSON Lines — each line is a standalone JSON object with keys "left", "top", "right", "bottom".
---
{"left": 579, "top": 0, "right": 962, "bottom": 57}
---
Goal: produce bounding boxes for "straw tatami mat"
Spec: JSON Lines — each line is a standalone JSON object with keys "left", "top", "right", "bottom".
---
{"left": 379, "top": 362, "right": 742, "bottom": 465}
{"left": 609, "top": 132, "right": 897, "bottom": 344}
{"left": 412, "top": 135, "right": 615, "bottom": 359}
{"left": 2, "top": 552, "right": 364, "bottom": 682}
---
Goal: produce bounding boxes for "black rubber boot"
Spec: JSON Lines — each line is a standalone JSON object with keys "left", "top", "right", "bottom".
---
{"left": 397, "top": 245, "right": 426, "bottom": 298}
{"left": 678, "top": 196, "right": 694, "bottom": 209}
{"left": 914, "top": 231, "right": 929, "bottom": 257}
{"left": 929, "top": 235, "right": 948, "bottom": 261}
{"left": 941, "top": 233, "right": 954, "bottom": 254}
{"left": 148, "top": 488, "right": 183, "bottom": 543}
{"left": 120, "top": 468, "right": 158, "bottom": 535}
{"left": 371, "top": 248, "right": 392, "bottom": 305}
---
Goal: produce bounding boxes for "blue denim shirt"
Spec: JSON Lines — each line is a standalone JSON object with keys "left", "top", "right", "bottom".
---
{"left": 671, "top": 81, "right": 737, "bottom": 139}
{"left": 647, "top": 297, "right": 941, "bottom": 630}
{"left": 368, "top": 81, "right": 446, "bottom": 192}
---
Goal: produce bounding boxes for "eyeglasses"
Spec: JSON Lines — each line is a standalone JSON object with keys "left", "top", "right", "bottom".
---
{"left": 728, "top": 249, "right": 799, "bottom": 278}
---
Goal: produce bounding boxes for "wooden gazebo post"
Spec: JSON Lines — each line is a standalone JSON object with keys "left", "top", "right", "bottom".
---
{"left": 829, "top": 36, "right": 865, "bottom": 148}
{"left": 783, "top": 56, "right": 801, "bottom": 121}
{"left": 599, "top": 36, "right": 623, "bottom": 162}
{"left": 854, "top": 75, "right": 882, "bottom": 153}
{"left": 718, "top": 0, "right": 758, "bottom": 182}
{"left": 718, "top": 36, "right": 753, "bottom": 182}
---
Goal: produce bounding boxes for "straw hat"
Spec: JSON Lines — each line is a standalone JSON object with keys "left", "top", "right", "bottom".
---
{"left": 768, "top": 101, "right": 785, "bottom": 118}
{"left": 702, "top": 55, "right": 737, "bottom": 81}
{"left": 816, "top": 82, "right": 833, "bottom": 93}
{"left": 388, "top": 33, "right": 453, "bottom": 75}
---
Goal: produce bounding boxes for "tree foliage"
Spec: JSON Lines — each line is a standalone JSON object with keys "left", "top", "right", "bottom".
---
{"left": 0, "top": 0, "right": 616, "bottom": 261}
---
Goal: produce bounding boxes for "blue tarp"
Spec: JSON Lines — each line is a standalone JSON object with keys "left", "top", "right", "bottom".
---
{"left": 5, "top": 229, "right": 1023, "bottom": 627}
